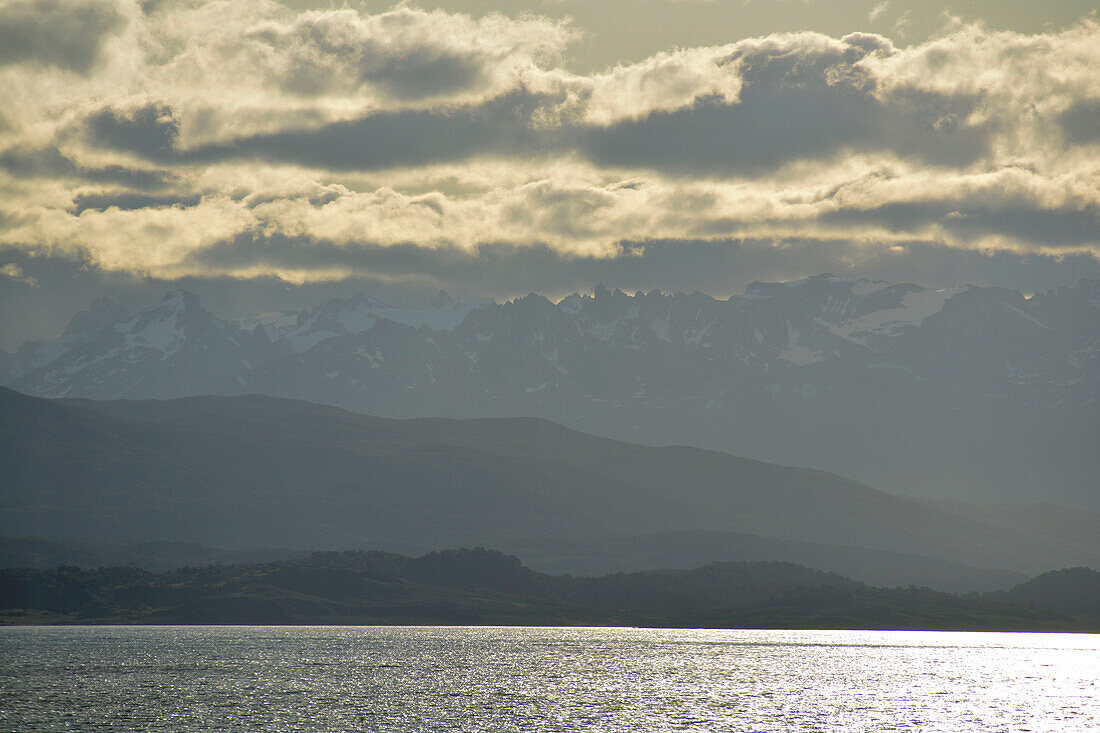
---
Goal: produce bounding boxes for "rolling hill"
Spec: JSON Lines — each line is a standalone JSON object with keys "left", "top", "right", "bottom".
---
{"left": 2, "top": 388, "right": 1096, "bottom": 590}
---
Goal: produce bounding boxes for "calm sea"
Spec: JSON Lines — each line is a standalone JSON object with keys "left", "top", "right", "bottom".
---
{"left": 1, "top": 626, "right": 1096, "bottom": 732}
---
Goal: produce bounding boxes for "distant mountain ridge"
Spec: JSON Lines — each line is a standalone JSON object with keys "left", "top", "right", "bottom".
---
{"left": 3, "top": 275, "right": 1098, "bottom": 506}
{"left": 3, "top": 388, "right": 1098, "bottom": 592}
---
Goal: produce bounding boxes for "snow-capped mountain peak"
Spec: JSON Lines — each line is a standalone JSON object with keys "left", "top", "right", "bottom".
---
{"left": 5, "top": 276, "right": 1097, "bottom": 507}
{"left": 158, "top": 289, "right": 201, "bottom": 309}
{"left": 9, "top": 290, "right": 278, "bottom": 399}
{"left": 281, "top": 291, "right": 495, "bottom": 352}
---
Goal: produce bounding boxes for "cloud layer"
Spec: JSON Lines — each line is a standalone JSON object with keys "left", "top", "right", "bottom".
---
{"left": 0, "top": 0, "right": 1097, "bottom": 323}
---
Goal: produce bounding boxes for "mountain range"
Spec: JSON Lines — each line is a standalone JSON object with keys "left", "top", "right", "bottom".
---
{"left": 4, "top": 275, "right": 1097, "bottom": 508}
{"left": 3, "top": 387, "right": 1098, "bottom": 592}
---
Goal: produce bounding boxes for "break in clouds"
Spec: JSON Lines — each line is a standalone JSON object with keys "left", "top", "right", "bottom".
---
{"left": 0, "top": 0, "right": 1098, "bottom": 305}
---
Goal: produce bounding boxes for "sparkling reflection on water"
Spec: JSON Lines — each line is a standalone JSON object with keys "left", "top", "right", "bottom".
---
{"left": 1, "top": 626, "right": 1097, "bottom": 732}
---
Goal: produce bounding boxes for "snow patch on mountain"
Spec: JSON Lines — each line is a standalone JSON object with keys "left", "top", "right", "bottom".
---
{"left": 283, "top": 293, "right": 494, "bottom": 352}
{"left": 651, "top": 316, "right": 671, "bottom": 342}
{"left": 235, "top": 312, "right": 299, "bottom": 336}
{"left": 824, "top": 286, "right": 966, "bottom": 344}
{"left": 109, "top": 290, "right": 200, "bottom": 359}
{"left": 118, "top": 312, "right": 182, "bottom": 357}
{"left": 849, "top": 279, "right": 892, "bottom": 296}
{"left": 347, "top": 298, "right": 492, "bottom": 332}
{"left": 779, "top": 323, "right": 827, "bottom": 366}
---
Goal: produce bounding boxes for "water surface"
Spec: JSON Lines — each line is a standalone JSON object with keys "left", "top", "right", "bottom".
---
{"left": 2, "top": 626, "right": 1097, "bottom": 732}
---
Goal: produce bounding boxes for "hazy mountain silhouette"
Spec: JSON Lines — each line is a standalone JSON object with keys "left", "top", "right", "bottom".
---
{"left": 3, "top": 388, "right": 1097, "bottom": 591}
{"left": 5, "top": 276, "right": 1097, "bottom": 508}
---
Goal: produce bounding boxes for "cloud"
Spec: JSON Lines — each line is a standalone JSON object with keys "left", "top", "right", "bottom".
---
{"left": 69, "top": 191, "right": 202, "bottom": 215}
{"left": 2, "top": 235, "right": 1095, "bottom": 350}
{"left": 0, "top": 146, "right": 173, "bottom": 189}
{"left": 0, "top": 2, "right": 1098, "bottom": 328}
{"left": 821, "top": 201, "right": 1100, "bottom": 247}
{"left": 892, "top": 10, "right": 915, "bottom": 40}
{"left": 129, "top": 232, "right": 1100, "bottom": 305}
{"left": 241, "top": 5, "right": 574, "bottom": 101}
{"left": 3, "top": 153, "right": 1096, "bottom": 289}
{"left": 184, "top": 97, "right": 532, "bottom": 170}
{"left": 79, "top": 31, "right": 993, "bottom": 176}
{"left": 1059, "top": 98, "right": 1100, "bottom": 145}
{"left": 582, "top": 46, "right": 743, "bottom": 124}
{"left": 113, "top": 2, "right": 576, "bottom": 148}
{"left": 87, "top": 104, "right": 180, "bottom": 158}
{"left": 0, "top": 0, "right": 128, "bottom": 73}
{"left": 0, "top": 262, "right": 37, "bottom": 287}
{"left": 579, "top": 84, "right": 990, "bottom": 174}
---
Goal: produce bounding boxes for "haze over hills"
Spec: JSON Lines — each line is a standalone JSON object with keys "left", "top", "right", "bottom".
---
{"left": 3, "top": 276, "right": 1097, "bottom": 509}
{"left": 3, "top": 387, "right": 1098, "bottom": 592}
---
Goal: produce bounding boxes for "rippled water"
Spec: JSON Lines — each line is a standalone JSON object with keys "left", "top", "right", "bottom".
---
{"left": 1, "top": 626, "right": 1097, "bottom": 732}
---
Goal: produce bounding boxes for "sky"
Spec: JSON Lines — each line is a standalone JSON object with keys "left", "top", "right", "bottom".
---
{"left": 1, "top": 0, "right": 1098, "bottom": 348}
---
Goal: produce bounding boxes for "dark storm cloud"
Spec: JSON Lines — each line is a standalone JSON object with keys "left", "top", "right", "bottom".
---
{"left": 82, "top": 92, "right": 550, "bottom": 170}
{"left": 196, "top": 106, "right": 508, "bottom": 170}
{"left": 84, "top": 82, "right": 989, "bottom": 179}
{"left": 820, "top": 202, "right": 1100, "bottom": 248}
{"left": 183, "top": 233, "right": 1100, "bottom": 302}
{"left": 77, "top": 33, "right": 993, "bottom": 176}
{"left": 0, "top": 146, "right": 86, "bottom": 177}
{"left": 1059, "top": 99, "right": 1100, "bottom": 145}
{"left": 0, "top": 0, "right": 126, "bottom": 73}
{"left": 364, "top": 51, "right": 485, "bottom": 101}
{"left": 241, "top": 5, "right": 572, "bottom": 101}
{"left": 266, "top": 35, "right": 485, "bottom": 100}
{"left": 580, "top": 88, "right": 990, "bottom": 174}
{"left": 185, "top": 232, "right": 527, "bottom": 282}
{"left": 87, "top": 104, "right": 181, "bottom": 159}
{"left": 581, "top": 34, "right": 992, "bottom": 174}
{"left": 3, "top": 5, "right": 1097, "bottom": 317}
{"left": 0, "top": 146, "right": 172, "bottom": 189}
{"left": 69, "top": 192, "right": 202, "bottom": 215}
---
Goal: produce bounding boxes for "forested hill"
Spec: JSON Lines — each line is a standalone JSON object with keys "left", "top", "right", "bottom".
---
{"left": 2, "top": 549, "right": 1096, "bottom": 632}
